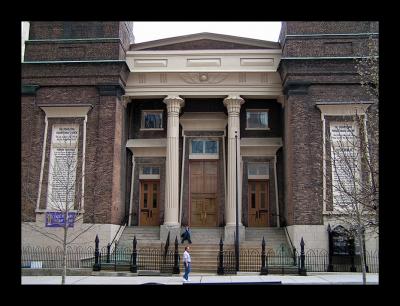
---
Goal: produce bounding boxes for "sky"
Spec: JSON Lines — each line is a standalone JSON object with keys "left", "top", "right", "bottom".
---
{"left": 133, "top": 22, "right": 282, "bottom": 44}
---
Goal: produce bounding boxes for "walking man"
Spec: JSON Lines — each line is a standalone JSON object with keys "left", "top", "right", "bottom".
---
{"left": 182, "top": 246, "right": 191, "bottom": 282}
{"left": 181, "top": 225, "right": 192, "bottom": 244}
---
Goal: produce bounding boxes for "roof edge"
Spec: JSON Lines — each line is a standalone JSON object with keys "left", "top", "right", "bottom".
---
{"left": 130, "top": 32, "right": 280, "bottom": 51}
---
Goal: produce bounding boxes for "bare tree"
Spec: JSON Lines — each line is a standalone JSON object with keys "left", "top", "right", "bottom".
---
{"left": 325, "top": 35, "right": 378, "bottom": 284}
{"left": 21, "top": 123, "right": 109, "bottom": 284}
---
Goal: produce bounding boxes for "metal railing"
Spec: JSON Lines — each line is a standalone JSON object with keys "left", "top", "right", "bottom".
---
{"left": 21, "top": 245, "right": 176, "bottom": 273}
{"left": 22, "top": 244, "right": 378, "bottom": 275}
{"left": 305, "top": 249, "right": 379, "bottom": 273}
{"left": 21, "top": 246, "right": 95, "bottom": 269}
{"left": 217, "top": 247, "right": 378, "bottom": 275}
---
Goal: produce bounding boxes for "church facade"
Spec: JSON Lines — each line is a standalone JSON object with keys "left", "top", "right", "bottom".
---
{"left": 21, "top": 22, "right": 379, "bottom": 252}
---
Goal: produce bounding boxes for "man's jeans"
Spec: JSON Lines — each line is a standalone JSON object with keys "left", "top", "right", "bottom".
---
{"left": 183, "top": 263, "right": 191, "bottom": 280}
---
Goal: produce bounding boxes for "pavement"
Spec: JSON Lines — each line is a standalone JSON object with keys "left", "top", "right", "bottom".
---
{"left": 21, "top": 272, "right": 379, "bottom": 285}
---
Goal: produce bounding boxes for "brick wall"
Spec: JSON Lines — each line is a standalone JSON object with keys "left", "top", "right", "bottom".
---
{"left": 279, "top": 21, "right": 378, "bottom": 225}
{"left": 21, "top": 22, "right": 131, "bottom": 225}
{"left": 26, "top": 22, "right": 133, "bottom": 61}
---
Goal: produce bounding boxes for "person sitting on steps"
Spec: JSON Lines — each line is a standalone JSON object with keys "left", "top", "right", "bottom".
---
{"left": 181, "top": 225, "right": 192, "bottom": 244}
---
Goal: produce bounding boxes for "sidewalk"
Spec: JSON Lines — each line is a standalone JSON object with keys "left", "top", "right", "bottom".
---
{"left": 21, "top": 272, "right": 379, "bottom": 285}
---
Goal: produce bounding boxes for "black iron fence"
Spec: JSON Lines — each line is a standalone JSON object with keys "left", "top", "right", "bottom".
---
{"left": 22, "top": 245, "right": 177, "bottom": 274}
{"left": 22, "top": 238, "right": 378, "bottom": 275}
{"left": 219, "top": 246, "right": 297, "bottom": 274}
{"left": 21, "top": 246, "right": 95, "bottom": 269}
{"left": 217, "top": 247, "right": 378, "bottom": 275}
{"left": 305, "top": 249, "right": 379, "bottom": 273}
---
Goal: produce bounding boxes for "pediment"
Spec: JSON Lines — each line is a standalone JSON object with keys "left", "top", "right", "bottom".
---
{"left": 130, "top": 32, "right": 280, "bottom": 51}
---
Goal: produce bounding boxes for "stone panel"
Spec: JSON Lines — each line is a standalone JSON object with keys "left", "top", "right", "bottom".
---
{"left": 38, "top": 117, "right": 84, "bottom": 211}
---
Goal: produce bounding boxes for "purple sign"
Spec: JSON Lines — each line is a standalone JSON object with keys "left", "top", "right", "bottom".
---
{"left": 45, "top": 212, "right": 76, "bottom": 227}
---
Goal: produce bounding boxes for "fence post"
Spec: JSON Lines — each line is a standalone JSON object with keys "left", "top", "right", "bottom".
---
{"left": 93, "top": 235, "right": 101, "bottom": 271}
{"left": 260, "top": 236, "right": 268, "bottom": 275}
{"left": 217, "top": 237, "right": 225, "bottom": 275}
{"left": 327, "top": 224, "right": 334, "bottom": 272}
{"left": 362, "top": 230, "right": 369, "bottom": 273}
{"left": 298, "top": 237, "right": 307, "bottom": 276}
{"left": 106, "top": 243, "right": 111, "bottom": 263}
{"left": 173, "top": 236, "right": 180, "bottom": 274}
{"left": 130, "top": 236, "right": 137, "bottom": 273}
{"left": 349, "top": 237, "right": 356, "bottom": 272}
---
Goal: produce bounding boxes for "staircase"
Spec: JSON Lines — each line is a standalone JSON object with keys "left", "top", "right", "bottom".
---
{"left": 114, "top": 226, "right": 296, "bottom": 274}
{"left": 244, "top": 227, "right": 292, "bottom": 252}
{"left": 177, "top": 227, "right": 224, "bottom": 273}
{"left": 189, "top": 227, "right": 224, "bottom": 244}
{"left": 117, "top": 226, "right": 161, "bottom": 249}
{"left": 243, "top": 227, "right": 297, "bottom": 274}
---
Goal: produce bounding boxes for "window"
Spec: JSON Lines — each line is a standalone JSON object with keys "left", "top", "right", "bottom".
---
{"left": 248, "top": 163, "right": 269, "bottom": 176}
{"left": 141, "top": 110, "right": 163, "bottom": 129}
{"left": 246, "top": 110, "right": 269, "bottom": 129}
{"left": 139, "top": 166, "right": 160, "bottom": 179}
{"left": 190, "top": 139, "right": 218, "bottom": 154}
{"left": 141, "top": 166, "right": 160, "bottom": 175}
{"left": 248, "top": 162, "right": 269, "bottom": 179}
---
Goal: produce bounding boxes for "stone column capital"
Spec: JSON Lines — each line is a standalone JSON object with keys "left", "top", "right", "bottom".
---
{"left": 223, "top": 95, "right": 244, "bottom": 115}
{"left": 164, "top": 96, "right": 185, "bottom": 115}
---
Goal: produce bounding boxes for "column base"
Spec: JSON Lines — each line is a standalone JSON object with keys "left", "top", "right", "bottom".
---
{"left": 224, "top": 224, "right": 245, "bottom": 244}
{"left": 160, "top": 224, "right": 181, "bottom": 243}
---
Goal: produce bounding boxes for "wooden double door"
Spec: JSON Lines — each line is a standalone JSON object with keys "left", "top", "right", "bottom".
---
{"left": 190, "top": 161, "right": 218, "bottom": 227}
{"left": 139, "top": 181, "right": 160, "bottom": 226}
{"left": 248, "top": 180, "right": 270, "bottom": 227}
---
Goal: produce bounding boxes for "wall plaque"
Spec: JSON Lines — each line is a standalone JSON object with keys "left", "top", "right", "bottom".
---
{"left": 47, "top": 124, "right": 79, "bottom": 211}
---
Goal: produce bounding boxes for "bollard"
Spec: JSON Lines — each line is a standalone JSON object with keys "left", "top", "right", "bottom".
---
{"left": 260, "top": 236, "right": 268, "bottom": 275}
{"left": 173, "top": 236, "right": 180, "bottom": 274}
{"left": 217, "top": 237, "right": 225, "bottom": 275}
{"left": 130, "top": 236, "right": 137, "bottom": 273}
{"left": 298, "top": 237, "right": 307, "bottom": 276}
{"left": 93, "top": 235, "right": 101, "bottom": 271}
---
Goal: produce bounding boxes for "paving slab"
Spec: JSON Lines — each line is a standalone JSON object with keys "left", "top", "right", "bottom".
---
{"left": 21, "top": 273, "right": 379, "bottom": 285}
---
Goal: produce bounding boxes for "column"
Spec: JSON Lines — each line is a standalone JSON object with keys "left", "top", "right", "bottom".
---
{"left": 224, "top": 95, "right": 245, "bottom": 243}
{"left": 162, "top": 96, "right": 184, "bottom": 239}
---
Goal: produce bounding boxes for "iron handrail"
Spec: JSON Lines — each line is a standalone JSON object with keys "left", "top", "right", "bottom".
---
{"left": 109, "top": 214, "right": 129, "bottom": 248}
{"left": 284, "top": 225, "right": 296, "bottom": 255}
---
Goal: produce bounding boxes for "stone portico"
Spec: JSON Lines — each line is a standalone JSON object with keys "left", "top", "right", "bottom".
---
{"left": 123, "top": 33, "right": 283, "bottom": 242}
